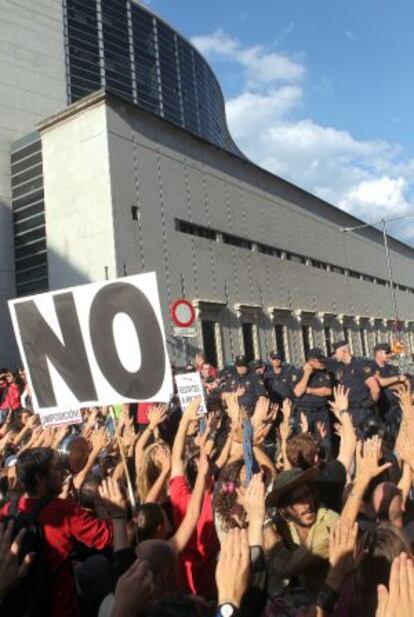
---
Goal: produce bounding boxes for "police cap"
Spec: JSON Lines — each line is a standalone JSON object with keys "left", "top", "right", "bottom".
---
{"left": 331, "top": 340, "right": 348, "bottom": 354}
{"left": 270, "top": 351, "right": 283, "bottom": 360}
{"left": 374, "top": 342, "right": 392, "bottom": 354}
{"left": 305, "top": 347, "right": 327, "bottom": 362}
{"left": 235, "top": 355, "right": 249, "bottom": 367}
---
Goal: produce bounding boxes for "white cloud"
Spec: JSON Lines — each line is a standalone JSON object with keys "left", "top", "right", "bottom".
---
{"left": 339, "top": 177, "right": 410, "bottom": 217}
{"left": 192, "top": 29, "right": 414, "bottom": 241}
{"left": 191, "top": 29, "right": 304, "bottom": 86}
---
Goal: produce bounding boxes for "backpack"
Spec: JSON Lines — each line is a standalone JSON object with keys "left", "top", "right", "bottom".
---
{"left": 1, "top": 496, "right": 52, "bottom": 617}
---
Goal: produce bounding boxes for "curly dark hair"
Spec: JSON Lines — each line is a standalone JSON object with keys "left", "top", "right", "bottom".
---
{"left": 213, "top": 459, "right": 246, "bottom": 532}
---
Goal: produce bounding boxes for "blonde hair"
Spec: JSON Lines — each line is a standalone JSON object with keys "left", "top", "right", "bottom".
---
{"left": 136, "top": 441, "right": 170, "bottom": 503}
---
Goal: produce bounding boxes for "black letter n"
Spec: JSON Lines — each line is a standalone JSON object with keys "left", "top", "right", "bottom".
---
{"left": 13, "top": 292, "right": 97, "bottom": 408}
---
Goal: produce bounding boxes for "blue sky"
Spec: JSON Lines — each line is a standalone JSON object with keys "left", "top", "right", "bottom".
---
{"left": 143, "top": 0, "right": 414, "bottom": 244}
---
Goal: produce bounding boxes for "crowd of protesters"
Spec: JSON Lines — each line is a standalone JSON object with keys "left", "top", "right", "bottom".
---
{"left": 1, "top": 339, "right": 414, "bottom": 617}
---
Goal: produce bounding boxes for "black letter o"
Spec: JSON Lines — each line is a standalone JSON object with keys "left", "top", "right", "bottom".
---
{"left": 89, "top": 282, "right": 165, "bottom": 399}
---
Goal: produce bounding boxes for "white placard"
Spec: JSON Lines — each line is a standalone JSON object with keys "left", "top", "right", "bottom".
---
{"left": 40, "top": 408, "right": 83, "bottom": 428}
{"left": 175, "top": 372, "right": 207, "bottom": 414}
{"left": 173, "top": 326, "right": 197, "bottom": 338}
{"left": 9, "top": 272, "right": 173, "bottom": 413}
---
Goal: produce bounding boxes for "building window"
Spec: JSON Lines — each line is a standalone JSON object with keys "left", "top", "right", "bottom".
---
{"left": 242, "top": 322, "right": 255, "bottom": 363}
{"left": 258, "top": 244, "right": 282, "bottom": 258}
{"left": 175, "top": 219, "right": 217, "bottom": 241}
{"left": 222, "top": 233, "right": 252, "bottom": 250}
{"left": 344, "top": 327, "right": 353, "bottom": 352}
{"left": 302, "top": 325, "right": 312, "bottom": 358}
{"left": 274, "top": 324, "right": 286, "bottom": 360}
{"left": 359, "top": 327, "right": 367, "bottom": 356}
{"left": 201, "top": 320, "right": 218, "bottom": 367}
{"left": 131, "top": 206, "right": 139, "bottom": 221}
{"left": 311, "top": 259, "right": 328, "bottom": 270}
{"left": 286, "top": 253, "right": 306, "bottom": 265}
{"left": 324, "top": 327, "right": 332, "bottom": 356}
{"left": 331, "top": 265, "right": 345, "bottom": 275}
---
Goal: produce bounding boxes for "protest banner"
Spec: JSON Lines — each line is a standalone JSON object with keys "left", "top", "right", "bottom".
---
{"left": 175, "top": 372, "right": 207, "bottom": 414}
{"left": 9, "top": 272, "right": 173, "bottom": 413}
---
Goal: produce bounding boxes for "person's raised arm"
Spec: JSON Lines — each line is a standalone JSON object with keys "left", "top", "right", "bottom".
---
{"left": 215, "top": 528, "right": 250, "bottom": 616}
{"left": 0, "top": 522, "right": 35, "bottom": 603}
{"left": 134, "top": 404, "right": 167, "bottom": 485}
{"left": 280, "top": 399, "right": 293, "bottom": 471}
{"left": 365, "top": 375, "right": 381, "bottom": 402}
{"left": 239, "top": 473, "right": 265, "bottom": 548}
{"left": 293, "top": 365, "right": 313, "bottom": 398}
{"left": 329, "top": 386, "right": 356, "bottom": 473}
{"left": 340, "top": 436, "right": 391, "bottom": 527}
{"left": 144, "top": 446, "right": 171, "bottom": 504}
{"left": 169, "top": 448, "right": 210, "bottom": 553}
{"left": 376, "top": 553, "right": 414, "bottom": 617}
{"left": 171, "top": 397, "right": 201, "bottom": 478}
{"left": 73, "top": 427, "right": 110, "bottom": 490}
{"left": 98, "top": 477, "right": 128, "bottom": 551}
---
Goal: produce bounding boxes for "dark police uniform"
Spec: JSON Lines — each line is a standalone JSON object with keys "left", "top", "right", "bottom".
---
{"left": 292, "top": 367, "right": 333, "bottom": 439}
{"left": 222, "top": 357, "right": 266, "bottom": 413}
{"left": 264, "top": 366, "right": 293, "bottom": 405}
{"left": 333, "top": 356, "right": 377, "bottom": 433}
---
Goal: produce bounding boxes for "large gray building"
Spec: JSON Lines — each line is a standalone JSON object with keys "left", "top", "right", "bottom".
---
{"left": 2, "top": 1, "right": 414, "bottom": 368}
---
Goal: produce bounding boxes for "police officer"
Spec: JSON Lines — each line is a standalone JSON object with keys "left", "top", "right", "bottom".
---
{"left": 372, "top": 342, "right": 409, "bottom": 436}
{"left": 222, "top": 355, "right": 266, "bottom": 413}
{"left": 250, "top": 358, "right": 267, "bottom": 378}
{"left": 264, "top": 351, "right": 293, "bottom": 405}
{"left": 292, "top": 348, "right": 333, "bottom": 443}
{"left": 331, "top": 340, "right": 380, "bottom": 436}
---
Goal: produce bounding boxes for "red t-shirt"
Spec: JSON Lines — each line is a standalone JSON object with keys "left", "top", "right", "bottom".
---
{"left": 169, "top": 475, "right": 219, "bottom": 599}
{"left": 0, "top": 382, "right": 21, "bottom": 410}
{"left": 1, "top": 496, "right": 113, "bottom": 617}
{"left": 136, "top": 402, "right": 152, "bottom": 425}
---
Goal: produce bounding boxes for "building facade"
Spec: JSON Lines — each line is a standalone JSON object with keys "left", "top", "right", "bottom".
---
{"left": 36, "top": 91, "right": 414, "bottom": 368}
{"left": 0, "top": 0, "right": 239, "bottom": 365}
{"left": 2, "top": 2, "right": 414, "bottom": 368}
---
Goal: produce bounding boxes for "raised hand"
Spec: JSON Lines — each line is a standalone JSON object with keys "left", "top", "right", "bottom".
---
{"left": 329, "top": 385, "right": 350, "bottom": 421}
{"left": 147, "top": 404, "right": 168, "bottom": 429}
{"left": 358, "top": 436, "right": 391, "bottom": 482}
{"left": 0, "top": 522, "right": 35, "bottom": 602}
{"left": 98, "top": 477, "right": 127, "bottom": 518}
{"left": 238, "top": 472, "right": 265, "bottom": 527}
{"left": 376, "top": 553, "right": 414, "bottom": 617}
{"left": 326, "top": 519, "right": 358, "bottom": 592}
{"left": 216, "top": 528, "right": 250, "bottom": 609}
{"left": 182, "top": 397, "right": 201, "bottom": 422}
{"left": 91, "top": 427, "right": 110, "bottom": 452}
{"left": 329, "top": 519, "right": 358, "bottom": 570}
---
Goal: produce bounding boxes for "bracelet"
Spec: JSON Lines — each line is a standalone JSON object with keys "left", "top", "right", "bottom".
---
{"left": 338, "top": 409, "right": 349, "bottom": 415}
{"left": 147, "top": 425, "right": 155, "bottom": 432}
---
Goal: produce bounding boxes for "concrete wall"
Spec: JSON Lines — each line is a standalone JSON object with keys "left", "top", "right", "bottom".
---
{"left": 104, "top": 96, "right": 414, "bottom": 365}
{"left": 38, "top": 93, "right": 414, "bottom": 367}
{"left": 41, "top": 102, "right": 116, "bottom": 289}
{"left": 0, "top": 0, "right": 67, "bottom": 365}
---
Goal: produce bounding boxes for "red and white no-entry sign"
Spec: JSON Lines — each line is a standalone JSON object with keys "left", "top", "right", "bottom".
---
{"left": 170, "top": 299, "right": 195, "bottom": 328}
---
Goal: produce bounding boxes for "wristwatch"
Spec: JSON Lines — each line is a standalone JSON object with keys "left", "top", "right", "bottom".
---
{"left": 217, "top": 603, "right": 240, "bottom": 617}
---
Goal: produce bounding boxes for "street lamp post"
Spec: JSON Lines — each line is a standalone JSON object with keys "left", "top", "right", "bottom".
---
{"left": 341, "top": 215, "right": 414, "bottom": 338}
